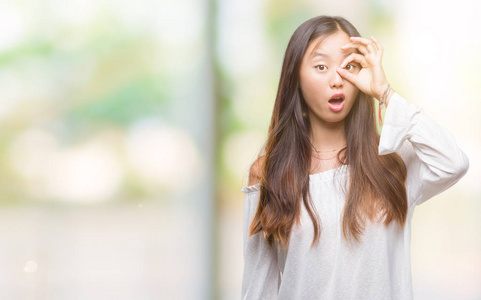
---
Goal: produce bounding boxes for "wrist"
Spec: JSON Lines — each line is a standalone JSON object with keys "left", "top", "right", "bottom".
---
{"left": 384, "top": 88, "right": 394, "bottom": 107}
{"left": 376, "top": 83, "right": 390, "bottom": 101}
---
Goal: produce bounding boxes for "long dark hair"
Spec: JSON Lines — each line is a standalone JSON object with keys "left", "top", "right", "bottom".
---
{"left": 248, "top": 15, "right": 407, "bottom": 250}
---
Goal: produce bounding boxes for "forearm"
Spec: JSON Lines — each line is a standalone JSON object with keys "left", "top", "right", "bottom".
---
{"left": 378, "top": 91, "right": 469, "bottom": 204}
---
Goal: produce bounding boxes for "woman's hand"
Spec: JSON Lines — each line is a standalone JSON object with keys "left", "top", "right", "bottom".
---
{"left": 336, "top": 36, "right": 390, "bottom": 101}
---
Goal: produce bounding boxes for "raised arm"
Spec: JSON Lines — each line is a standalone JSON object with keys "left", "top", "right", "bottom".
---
{"left": 378, "top": 91, "right": 469, "bottom": 206}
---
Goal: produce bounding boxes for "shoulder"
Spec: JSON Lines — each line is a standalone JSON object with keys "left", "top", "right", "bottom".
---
{"left": 248, "top": 155, "right": 265, "bottom": 186}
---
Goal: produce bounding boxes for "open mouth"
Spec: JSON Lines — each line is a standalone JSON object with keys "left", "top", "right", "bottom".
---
{"left": 328, "top": 97, "right": 345, "bottom": 111}
{"left": 328, "top": 98, "right": 344, "bottom": 105}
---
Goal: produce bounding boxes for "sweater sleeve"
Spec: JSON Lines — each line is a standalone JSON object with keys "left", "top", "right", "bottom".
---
{"left": 240, "top": 184, "right": 281, "bottom": 299}
{"left": 378, "top": 92, "right": 469, "bottom": 206}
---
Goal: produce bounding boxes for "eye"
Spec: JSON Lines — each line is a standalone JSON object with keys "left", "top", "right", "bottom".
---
{"left": 315, "top": 65, "right": 326, "bottom": 71}
{"left": 345, "top": 64, "right": 355, "bottom": 71}
{"left": 345, "top": 63, "right": 360, "bottom": 72}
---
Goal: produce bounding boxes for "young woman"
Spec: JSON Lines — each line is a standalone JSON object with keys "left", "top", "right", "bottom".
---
{"left": 240, "top": 15, "right": 469, "bottom": 299}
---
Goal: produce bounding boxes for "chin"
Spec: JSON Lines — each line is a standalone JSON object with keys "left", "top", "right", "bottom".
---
{"left": 323, "top": 115, "right": 347, "bottom": 124}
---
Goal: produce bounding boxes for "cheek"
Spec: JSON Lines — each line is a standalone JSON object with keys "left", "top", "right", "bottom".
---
{"left": 300, "top": 72, "right": 315, "bottom": 90}
{"left": 350, "top": 89, "right": 360, "bottom": 101}
{"left": 302, "top": 66, "right": 324, "bottom": 83}
{"left": 301, "top": 74, "right": 328, "bottom": 99}
{"left": 345, "top": 83, "right": 359, "bottom": 98}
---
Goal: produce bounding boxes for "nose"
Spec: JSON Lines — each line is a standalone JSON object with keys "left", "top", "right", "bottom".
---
{"left": 330, "top": 69, "right": 343, "bottom": 88}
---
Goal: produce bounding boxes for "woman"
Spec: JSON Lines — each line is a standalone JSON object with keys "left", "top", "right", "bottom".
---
{"left": 240, "top": 15, "right": 469, "bottom": 299}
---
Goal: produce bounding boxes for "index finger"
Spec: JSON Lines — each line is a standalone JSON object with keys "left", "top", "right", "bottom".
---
{"left": 350, "top": 36, "right": 377, "bottom": 52}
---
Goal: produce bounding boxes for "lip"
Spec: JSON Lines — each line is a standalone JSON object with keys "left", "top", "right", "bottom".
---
{"left": 328, "top": 100, "right": 345, "bottom": 112}
{"left": 329, "top": 93, "right": 345, "bottom": 101}
{"left": 328, "top": 92, "right": 345, "bottom": 112}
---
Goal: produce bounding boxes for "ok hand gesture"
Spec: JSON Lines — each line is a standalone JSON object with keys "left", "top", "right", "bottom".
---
{"left": 336, "top": 36, "right": 390, "bottom": 102}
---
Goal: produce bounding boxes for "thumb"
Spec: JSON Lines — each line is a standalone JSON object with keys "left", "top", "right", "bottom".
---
{"left": 336, "top": 67, "right": 357, "bottom": 85}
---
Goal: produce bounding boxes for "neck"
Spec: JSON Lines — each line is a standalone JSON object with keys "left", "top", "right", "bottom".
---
{"left": 309, "top": 119, "right": 347, "bottom": 152}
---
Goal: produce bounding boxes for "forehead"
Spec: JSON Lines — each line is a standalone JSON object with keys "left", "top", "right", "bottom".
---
{"left": 305, "top": 32, "right": 354, "bottom": 60}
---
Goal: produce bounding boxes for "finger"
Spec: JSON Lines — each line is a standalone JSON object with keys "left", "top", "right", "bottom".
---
{"left": 340, "top": 43, "right": 368, "bottom": 56}
{"left": 350, "top": 37, "right": 377, "bottom": 53}
{"left": 336, "top": 67, "right": 358, "bottom": 85}
{"left": 350, "top": 36, "right": 376, "bottom": 48}
{"left": 349, "top": 36, "right": 372, "bottom": 44}
{"left": 339, "top": 53, "right": 364, "bottom": 68}
{"left": 370, "top": 36, "right": 383, "bottom": 53}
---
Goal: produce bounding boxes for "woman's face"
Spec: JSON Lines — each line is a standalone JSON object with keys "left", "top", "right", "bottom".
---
{"left": 299, "top": 31, "right": 361, "bottom": 125}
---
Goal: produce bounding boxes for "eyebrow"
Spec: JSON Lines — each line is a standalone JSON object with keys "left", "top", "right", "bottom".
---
{"left": 310, "top": 51, "right": 353, "bottom": 60}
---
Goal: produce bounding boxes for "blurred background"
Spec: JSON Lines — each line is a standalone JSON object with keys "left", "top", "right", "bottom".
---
{"left": 0, "top": 0, "right": 479, "bottom": 299}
